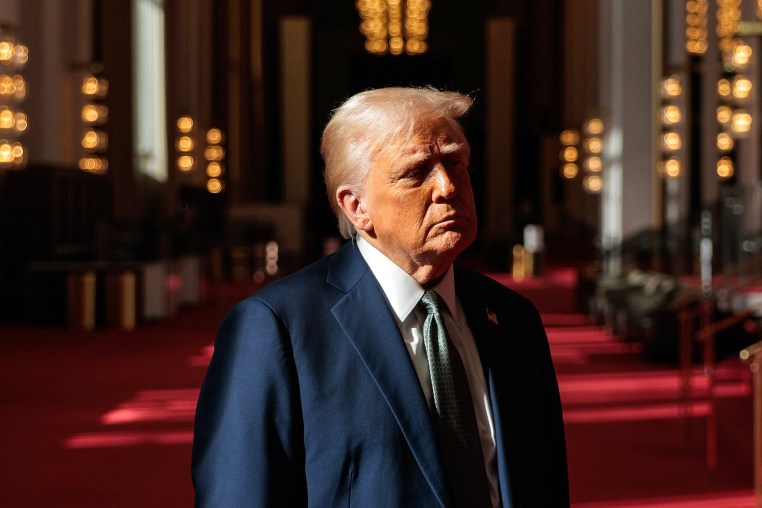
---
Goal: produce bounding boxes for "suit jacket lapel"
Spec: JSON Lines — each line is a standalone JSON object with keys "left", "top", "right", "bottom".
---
{"left": 454, "top": 267, "right": 498, "bottom": 388}
{"left": 328, "top": 242, "right": 448, "bottom": 506}
{"left": 455, "top": 268, "right": 515, "bottom": 508}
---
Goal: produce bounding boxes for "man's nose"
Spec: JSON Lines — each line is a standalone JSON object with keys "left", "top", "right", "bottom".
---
{"left": 432, "top": 164, "right": 457, "bottom": 201}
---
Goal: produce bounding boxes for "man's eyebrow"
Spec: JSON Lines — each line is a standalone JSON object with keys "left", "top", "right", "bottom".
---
{"left": 438, "top": 141, "right": 467, "bottom": 155}
{"left": 393, "top": 152, "right": 429, "bottom": 171}
{"left": 394, "top": 140, "right": 467, "bottom": 168}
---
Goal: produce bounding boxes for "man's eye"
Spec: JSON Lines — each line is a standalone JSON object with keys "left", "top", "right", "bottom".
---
{"left": 444, "top": 157, "right": 467, "bottom": 170}
{"left": 404, "top": 167, "right": 425, "bottom": 179}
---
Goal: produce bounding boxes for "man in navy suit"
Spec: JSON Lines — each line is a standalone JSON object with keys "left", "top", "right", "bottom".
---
{"left": 192, "top": 87, "right": 569, "bottom": 507}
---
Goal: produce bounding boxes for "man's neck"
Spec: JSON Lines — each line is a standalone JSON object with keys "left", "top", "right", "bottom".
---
{"left": 355, "top": 233, "right": 454, "bottom": 287}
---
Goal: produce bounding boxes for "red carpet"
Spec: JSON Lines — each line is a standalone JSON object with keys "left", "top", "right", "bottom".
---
{"left": 0, "top": 276, "right": 756, "bottom": 506}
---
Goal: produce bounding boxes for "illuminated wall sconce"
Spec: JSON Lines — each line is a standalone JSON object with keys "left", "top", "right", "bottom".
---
{"left": 685, "top": 0, "right": 708, "bottom": 55}
{"left": 79, "top": 70, "right": 109, "bottom": 174}
{"left": 713, "top": 33, "right": 752, "bottom": 181}
{"left": 716, "top": 104, "right": 733, "bottom": 126}
{"left": 357, "top": 0, "right": 430, "bottom": 56}
{"left": 581, "top": 118, "right": 604, "bottom": 193}
{"left": 204, "top": 127, "right": 225, "bottom": 194}
{"left": 716, "top": 131, "right": 734, "bottom": 152}
{"left": 657, "top": 73, "right": 684, "bottom": 179}
{"left": 559, "top": 129, "right": 580, "bottom": 179}
{"left": 582, "top": 173, "right": 603, "bottom": 194}
{"left": 716, "top": 0, "right": 741, "bottom": 66}
{"left": 657, "top": 157, "right": 682, "bottom": 179}
{"left": 732, "top": 75, "right": 752, "bottom": 100}
{"left": 731, "top": 109, "right": 752, "bottom": 136}
{"left": 175, "top": 115, "right": 196, "bottom": 172}
{"left": 560, "top": 119, "right": 604, "bottom": 193}
{"left": 717, "top": 155, "right": 734, "bottom": 179}
{"left": 0, "top": 31, "right": 28, "bottom": 170}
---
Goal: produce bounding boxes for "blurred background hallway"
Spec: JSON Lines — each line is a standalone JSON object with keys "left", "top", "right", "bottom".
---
{"left": 2, "top": 0, "right": 762, "bottom": 506}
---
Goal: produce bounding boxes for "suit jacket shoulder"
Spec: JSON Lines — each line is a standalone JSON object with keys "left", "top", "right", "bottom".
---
{"left": 193, "top": 240, "right": 448, "bottom": 507}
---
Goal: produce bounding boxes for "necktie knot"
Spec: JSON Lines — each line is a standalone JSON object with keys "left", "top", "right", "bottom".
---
{"left": 420, "top": 289, "right": 445, "bottom": 316}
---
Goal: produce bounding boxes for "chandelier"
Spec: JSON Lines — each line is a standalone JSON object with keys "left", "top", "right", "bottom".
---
{"left": 356, "top": 0, "right": 430, "bottom": 56}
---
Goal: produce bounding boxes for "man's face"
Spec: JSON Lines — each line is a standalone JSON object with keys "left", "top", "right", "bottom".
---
{"left": 360, "top": 117, "right": 477, "bottom": 284}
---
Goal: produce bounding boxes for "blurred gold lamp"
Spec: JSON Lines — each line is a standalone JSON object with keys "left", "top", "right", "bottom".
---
{"left": 175, "top": 115, "right": 195, "bottom": 172}
{"left": 0, "top": 31, "right": 28, "bottom": 170}
{"left": 79, "top": 69, "right": 109, "bottom": 174}
{"left": 357, "top": 0, "right": 430, "bottom": 56}
{"left": 205, "top": 127, "right": 225, "bottom": 194}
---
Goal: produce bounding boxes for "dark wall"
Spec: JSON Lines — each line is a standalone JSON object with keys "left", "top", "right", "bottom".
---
{"left": 0, "top": 166, "right": 112, "bottom": 320}
{"left": 98, "top": 0, "right": 139, "bottom": 222}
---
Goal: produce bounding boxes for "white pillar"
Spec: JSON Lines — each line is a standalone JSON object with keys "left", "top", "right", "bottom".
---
{"left": 600, "top": 0, "right": 658, "bottom": 274}
{"left": 132, "top": 0, "right": 168, "bottom": 183}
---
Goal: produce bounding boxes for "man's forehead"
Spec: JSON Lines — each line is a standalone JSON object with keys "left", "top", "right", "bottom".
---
{"left": 398, "top": 125, "right": 468, "bottom": 156}
{"left": 397, "top": 138, "right": 467, "bottom": 158}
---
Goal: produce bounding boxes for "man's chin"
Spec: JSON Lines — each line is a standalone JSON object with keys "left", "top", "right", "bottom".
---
{"left": 429, "top": 230, "right": 475, "bottom": 258}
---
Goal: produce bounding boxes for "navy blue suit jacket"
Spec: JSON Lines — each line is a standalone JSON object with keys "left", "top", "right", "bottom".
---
{"left": 192, "top": 240, "right": 568, "bottom": 507}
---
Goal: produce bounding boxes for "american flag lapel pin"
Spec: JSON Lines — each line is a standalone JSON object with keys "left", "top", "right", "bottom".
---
{"left": 486, "top": 308, "right": 499, "bottom": 325}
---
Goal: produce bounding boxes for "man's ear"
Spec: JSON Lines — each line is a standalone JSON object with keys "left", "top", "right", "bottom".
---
{"left": 336, "top": 186, "right": 373, "bottom": 232}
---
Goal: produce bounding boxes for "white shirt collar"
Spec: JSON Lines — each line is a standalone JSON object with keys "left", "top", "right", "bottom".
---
{"left": 356, "top": 236, "right": 458, "bottom": 321}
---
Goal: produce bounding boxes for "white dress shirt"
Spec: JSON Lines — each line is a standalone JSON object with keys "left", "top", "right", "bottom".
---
{"left": 356, "top": 236, "right": 500, "bottom": 507}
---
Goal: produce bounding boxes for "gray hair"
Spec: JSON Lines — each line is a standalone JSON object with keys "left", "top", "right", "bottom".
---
{"left": 320, "top": 87, "right": 474, "bottom": 239}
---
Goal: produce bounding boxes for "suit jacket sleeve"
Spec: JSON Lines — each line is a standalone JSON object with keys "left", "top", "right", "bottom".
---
{"left": 192, "top": 296, "right": 307, "bottom": 506}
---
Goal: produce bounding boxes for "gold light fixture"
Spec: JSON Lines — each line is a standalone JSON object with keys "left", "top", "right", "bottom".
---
{"left": 204, "top": 127, "right": 225, "bottom": 194}
{"left": 357, "top": 0, "right": 430, "bottom": 56}
{"left": 716, "top": 104, "right": 733, "bottom": 125}
{"left": 658, "top": 73, "right": 684, "bottom": 179}
{"left": 206, "top": 178, "right": 223, "bottom": 194}
{"left": 717, "top": 155, "right": 734, "bottom": 179}
{"left": 732, "top": 75, "right": 752, "bottom": 99}
{"left": 582, "top": 118, "right": 604, "bottom": 193}
{"left": 0, "top": 31, "right": 27, "bottom": 170}
{"left": 709, "top": 3, "right": 761, "bottom": 184}
{"left": 717, "top": 78, "right": 732, "bottom": 98}
{"left": 732, "top": 40, "right": 753, "bottom": 69}
{"left": 716, "top": 0, "right": 741, "bottom": 64}
{"left": 584, "top": 118, "right": 604, "bottom": 136}
{"left": 558, "top": 129, "right": 579, "bottom": 179}
{"left": 731, "top": 109, "right": 752, "bottom": 135}
{"left": 561, "top": 146, "right": 578, "bottom": 163}
{"left": 81, "top": 129, "right": 108, "bottom": 151}
{"left": 657, "top": 157, "right": 682, "bottom": 178}
{"left": 660, "top": 104, "right": 682, "bottom": 125}
{"left": 559, "top": 119, "right": 605, "bottom": 189}
{"left": 661, "top": 131, "right": 683, "bottom": 152}
{"left": 583, "top": 155, "right": 602, "bottom": 173}
{"left": 561, "top": 163, "right": 578, "bottom": 179}
{"left": 583, "top": 174, "right": 603, "bottom": 194}
{"left": 79, "top": 70, "right": 109, "bottom": 174}
{"left": 717, "top": 131, "right": 734, "bottom": 152}
{"left": 661, "top": 75, "right": 683, "bottom": 98}
{"left": 175, "top": 115, "right": 195, "bottom": 172}
{"left": 685, "top": 0, "right": 709, "bottom": 55}
{"left": 81, "top": 74, "right": 109, "bottom": 99}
